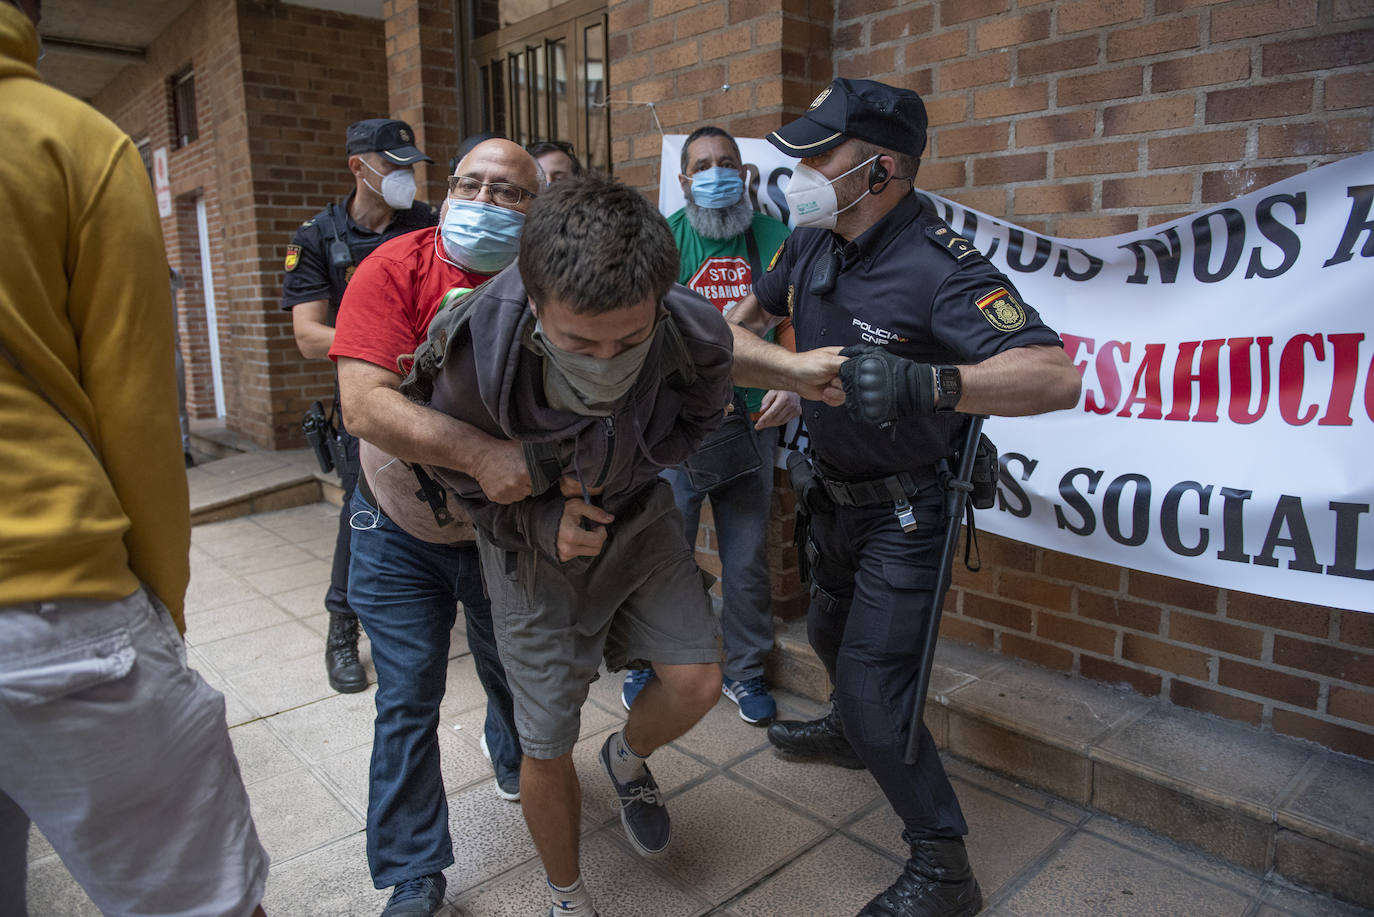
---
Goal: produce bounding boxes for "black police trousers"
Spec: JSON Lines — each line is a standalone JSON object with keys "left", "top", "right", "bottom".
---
{"left": 806, "top": 486, "right": 968, "bottom": 840}
{"left": 326, "top": 428, "right": 360, "bottom": 620}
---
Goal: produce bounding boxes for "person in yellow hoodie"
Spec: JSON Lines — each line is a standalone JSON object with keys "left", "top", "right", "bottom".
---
{"left": 0, "top": 2, "right": 270, "bottom": 914}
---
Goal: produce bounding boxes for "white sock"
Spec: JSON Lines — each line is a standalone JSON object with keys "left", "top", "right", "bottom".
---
{"left": 549, "top": 875, "right": 597, "bottom": 916}
{"left": 608, "top": 729, "right": 648, "bottom": 782}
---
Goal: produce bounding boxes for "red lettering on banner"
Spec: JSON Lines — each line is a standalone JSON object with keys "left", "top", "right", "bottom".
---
{"left": 1321, "top": 333, "right": 1364, "bottom": 426}
{"left": 1279, "top": 334, "right": 1323, "bottom": 425}
{"left": 1166, "top": 339, "right": 1224, "bottom": 422}
{"left": 1227, "top": 337, "right": 1273, "bottom": 424}
{"left": 1117, "top": 343, "right": 1166, "bottom": 419}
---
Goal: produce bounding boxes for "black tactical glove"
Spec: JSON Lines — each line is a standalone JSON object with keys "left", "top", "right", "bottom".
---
{"left": 786, "top": 450, "right": 834, "bottom": 515}
{"left": 838, "top": 344, "right": 934, "bottom": 425}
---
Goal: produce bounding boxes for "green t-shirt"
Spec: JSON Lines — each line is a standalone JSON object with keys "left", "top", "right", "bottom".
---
{"left": 668, "top": 208, "right": 791, "bottom": 412}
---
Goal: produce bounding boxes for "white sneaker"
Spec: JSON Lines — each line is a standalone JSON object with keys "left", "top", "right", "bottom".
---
{"left": 480, "top": 732, "right": 520, "bottom": 801}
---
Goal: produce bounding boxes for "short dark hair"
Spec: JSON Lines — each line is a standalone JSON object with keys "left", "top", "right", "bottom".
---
{"left": 526, "top": 140, "right": 583, "bottom": 175}
{"left": 519, "top": 174, "right": 678, "bottom": 315}
{"left": 852, "top": 140, "right": 921, "bottom": 184}
{"left": 679, "top": 126, "right": 741, "bottom": 175}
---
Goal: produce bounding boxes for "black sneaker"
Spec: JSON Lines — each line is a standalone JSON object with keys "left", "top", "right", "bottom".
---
{"left": 856, "top": 837, "right": 983, "bottom": 917}
{"left": 766, "top": 711, "right": 866, "bottom": 769}
{"left": 598, "top": 734, "right": 670, "bottom": 856}
{"left": 380, "top": 872, "right": 446, "bottom": 916}
{"left": 325, "top": 611, "right": 368, "bottom": 694}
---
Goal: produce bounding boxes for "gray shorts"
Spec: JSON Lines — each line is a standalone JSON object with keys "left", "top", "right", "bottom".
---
{"left": 479, "top": 480, "right": 722, "bottom": 759}
{"left": 0, "top": 588, "right": 269, "bottom": 917}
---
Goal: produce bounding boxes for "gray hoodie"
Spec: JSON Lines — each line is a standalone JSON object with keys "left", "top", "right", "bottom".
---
{"left": 427, "top": 264, "right": 733, "bottom": 564}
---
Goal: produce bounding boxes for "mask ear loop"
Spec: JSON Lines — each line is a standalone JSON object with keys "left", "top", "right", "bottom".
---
{"left": 830, "top": 154, "right": 881, "bottom": 217}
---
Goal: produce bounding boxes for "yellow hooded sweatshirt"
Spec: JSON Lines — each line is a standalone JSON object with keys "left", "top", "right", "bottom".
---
{"left": 0, "top": 4, "right": 191, "bottom": 629}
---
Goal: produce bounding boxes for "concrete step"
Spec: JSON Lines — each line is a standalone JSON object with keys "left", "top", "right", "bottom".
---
{"left": 765, "top": 618, "right": 1374, "bottom": 910}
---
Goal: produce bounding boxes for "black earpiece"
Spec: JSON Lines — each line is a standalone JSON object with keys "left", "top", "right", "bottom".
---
{"left": 868, "top": 159, "right": 889, "bottom": 192}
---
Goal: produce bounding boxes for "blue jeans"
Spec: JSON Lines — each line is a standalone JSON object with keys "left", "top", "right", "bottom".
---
{"left": 347, "top": 491, "right": 519, "bottom": 889}
{"left": 663, "top": 441, "right": 775, "bottom": 682}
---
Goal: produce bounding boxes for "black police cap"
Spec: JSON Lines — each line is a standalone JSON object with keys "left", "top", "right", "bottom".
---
{"left": 345, "top": 118, "right": 433, "bottom": 165}
{"left": 767, "top": 78, "right": 928, "bottom": 159}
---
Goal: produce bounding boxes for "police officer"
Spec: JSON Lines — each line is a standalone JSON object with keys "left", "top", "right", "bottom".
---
{"left": 727, "top": 79, "right": 1081, "bottom": 917}
{"left": 280, "top": 118, "right": 439, "bottom": 694}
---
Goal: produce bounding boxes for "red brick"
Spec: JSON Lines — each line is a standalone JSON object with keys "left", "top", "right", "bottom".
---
{"left": 1212, "top": 0, "right": 1318, "bottom": 42}
{"left": 1326, "top": 71, "right": 1374, "bottom": 110}
{"left": 1335, "top": 0, "right": 1374, "bottom": 20}
{"left": 1224, "top": 592, "right": 1331, "bottom": 639}
{"left": 1169, "top": 612, "right": 1263, "bottom": 658}
{"left": 1103, "top": 171, "right": 1196, "bottom": 207}
{"left": 1015, "top": 182, "right": 1093, "bottom": 215}
{"left": 979, "top": 534, "right": 1038, "bottom": 571}
{"left": 1206, "top": 80, "right": 1313, "bottom": 123}
{"left": 654, "top": 41, "right": 700, "bottom": 72}
{"left": 1121, "top": 633, "right": 1210, "bottom": 679}
{"left": 650, "top": 0, "right": 697, "bottom": 15}
{"left": 1105, "top": 95, "right": 1196, "bottom": 135}
{"left": 918, "top": 159, "right": 967, "bottom": 189}
{"left": 1170, "top": 680, "right": 1263, "bottom": 725}
{"left": 1329, "top": 685, "right": 1374, "bottom": 728}
{"left": 871, "top": 6, "right": 935, "bottom": 44}
{"left": 1341, "top": 611, "right": 1374, "bottom": 650}
{"left": 1272, "top": 709, "right": 1374, "bottom": 759}
{"left": 994, "top": 573, "right": 1069, "bottom": 612}
{"left": 1018, "top": 35, "right": 1100, "bottom": 76}
{"left": 940, "top": 612, "right": 996, "bottom": 648}
{"left": 677, "top": 63, "right": 727, "bottom": 96}
{"left": 1058, "top": 66, "right": 1143, "bottom": 105}
{"left": 836, "top": 45, "right": 898, "bottom": 79}
{"left": 702, "top": 27, "right": 751, "bottom": 59}
{"left": 963, "top": 593, "right": 1033, "bottom": 631}
{"left": 1080, "top": 655, "right": 1162, "bottom": 696}
{"left": 940, "top": 52, "right": 1012, "bottom": 90}
{"left": 1057, "top": 213, "right": 1140, "bottom": 237}
{"left": 1259, "top": 119, "right": 1372, "bottom": 158}
{"left": 976, "top": 9, "right": 1050, "bottom": 50}
{"left": 1107, "top": 16, "right": 1200, "bottom": 61}
{"left": 1151, "top": 48, "right": 1250, "bottom": 93}
{"left": 1274, "top": 636, "right": 1374, "bottom": 687}
{"left": 938, "top": 123, "right": 1011, "bottom": 156}
{"left": 948, "top": 188, "right": 1008, "bottom": 215}
{"left": 836, "top": 0, "right": 897, "bottom": 20}
{"left": 1201, "top": 164, "right": 1305, "bottom": 202}
{"left": 906, "top": 30, "right": 970, "bottom": 65}
{"left": 1058, "top": 0, "right": 1145, "bottom": 33}
{"left": 925, "top": 95, "right": 968, "bottom": 125}
{"left": 1148, "top": 128, "right": 1245, "bottom": 168}
{"left": 1075, "top": 590, "right": 1160, "bottom": 633}
{"left": 1001, "top": 632, "right": 1074, "bottom": 671}
{"left": 1125, "top": 570, "right": 1220, "bottom": 614}
{"left": 974, "top": 82, "right": 1049, "bottom": 118}
{"left": 973, "top": 151, "right": 1046, "bottom": 184}
{"left": 1219, "top": 658, "right": 1319, "bottom": 708}
{"left": 1054, "top": 141, "right": 1138, "bottom": 177}
{"left": 940, "top": 0, "right": 1009, "bottom": 25}
{"left": 1038, "top": 612, "right": 1116, "bottom": 653}
{"left": 1014, "top": 110, "right": 1097, "bottom": 147}
{"left": 1263, "top": 29, "right": 1374, "bottom": 77}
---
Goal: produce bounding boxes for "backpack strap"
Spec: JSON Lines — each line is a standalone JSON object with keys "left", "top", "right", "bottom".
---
{"left": 397, "top": 277, "right": 498, "bottom": 402}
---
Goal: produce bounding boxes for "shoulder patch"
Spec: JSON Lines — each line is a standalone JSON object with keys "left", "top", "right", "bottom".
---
{"left": 927, "top": 224, "right": 981, "bottom": 264}
{"left": 284, "top": 244, "right": 301, "bottom": 272}
{"left": 975, "top": 286, "right": 1027, "bottom": 332}
{"left": 767, "top": 241, "right": 785, "bottom": 272}
{"left": 300, "top": 219, "right": 315, "bottom": 229}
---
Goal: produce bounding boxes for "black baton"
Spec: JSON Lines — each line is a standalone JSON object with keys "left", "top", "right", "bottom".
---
{"left": 903, "top": 414, "right": 986, "bottom": 766}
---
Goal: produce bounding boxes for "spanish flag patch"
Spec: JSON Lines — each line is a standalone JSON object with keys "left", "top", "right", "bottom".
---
{"left": 284, "top": 244, "right": 301, "bottom": 272}
{"left": 974, "top": 287, "right": 1026, "bottom": 332}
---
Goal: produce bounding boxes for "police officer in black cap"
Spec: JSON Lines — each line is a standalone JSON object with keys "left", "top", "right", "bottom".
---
{"left": 281, "top": 118, "right": 439, "bottom": 693}
{"left": 727, "top": 78, "right": 1081, "bottom": 917}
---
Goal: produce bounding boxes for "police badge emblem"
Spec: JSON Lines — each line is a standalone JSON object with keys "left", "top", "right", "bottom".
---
{"left": 284, "top": 244, "right": 301, "bottom": 272}
{"left": 975, "top": 287, "right": 1027, "bottom": 332}
{"left": 809, "top": 87, "right": 831, "bottom": 110}
{"left": 787, "top": 282, "right": 795, "bottom": 317}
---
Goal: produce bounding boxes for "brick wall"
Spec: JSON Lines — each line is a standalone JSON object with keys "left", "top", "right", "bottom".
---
{"left": 611, "top": 0, "right": 1374, "bottom": 759}
{"left": 384, "top": 0, "right": 461, "bottom": 204}
{"left": 93, "top": 0, "right": 389, "bottom": 447}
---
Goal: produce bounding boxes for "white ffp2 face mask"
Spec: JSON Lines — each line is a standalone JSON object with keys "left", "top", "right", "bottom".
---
{"left": 783, "top": 154, "right": 879, "bottom": 230}
{"left": 361, "top": 159, "right": 418, "bottom": 210}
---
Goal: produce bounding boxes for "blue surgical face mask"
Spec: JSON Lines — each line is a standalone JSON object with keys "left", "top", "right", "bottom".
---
{"left": 440, "top": 200, "right": 524, "bottom": 274}
{"left": 689, "top": 166, "right": 745, "bottom": 209}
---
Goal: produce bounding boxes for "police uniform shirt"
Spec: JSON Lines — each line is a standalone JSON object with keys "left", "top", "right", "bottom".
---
{"left": 280, "top": 192, "right": 438, "bottom": 323}
{"left": 752, "top": 191, "right": 1062, "bottom": 479}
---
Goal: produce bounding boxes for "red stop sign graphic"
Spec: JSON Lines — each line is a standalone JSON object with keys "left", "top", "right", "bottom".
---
{"left": 687, "top": 256, "right": 754, "bottom": 314}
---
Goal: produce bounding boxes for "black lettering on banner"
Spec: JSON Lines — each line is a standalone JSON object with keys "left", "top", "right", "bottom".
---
{"left": 1253, "top": 494, "right": 1323, "bottom": 573}
{"left": 1054, "top": 467, "right": 1103, "bottom": 535}
{"left": 1246, "top": 192, "right": 1306, "bottom": 279}
{"left": 1216, "top": 487, "right": 1253, "bottom": 563}
{"left": 1327, "top": 502, "right": 1374, "bottom": 581}
{"left": 958, "top": 209, "right": 1001, "bottom": 260}
{"left": 1322, "top": 184, "right": 1374, "bottom": 268}
{"left": 1006, "top": 229, "right": 1052, "bottom": 273}
{"left": 997, "top": 453, "right": 1038, "bottom": 518}
{"left": 1121, "top": 227, "right": 1183, "bottom": 285}
{"left": 767, "top": 167, "right": 793, "bottom": 223}
{"left": 1103, "top": 473, "right": 1151, "bottom": 547}
{"left": 1053, "top": 245, "right": 1104, "bottom": 282}
{"left": 1161, "top": 481, "right": 1213, "bottom": 557}
{"left": 1192, "top": 208, "right": 1247, "bottom": 283}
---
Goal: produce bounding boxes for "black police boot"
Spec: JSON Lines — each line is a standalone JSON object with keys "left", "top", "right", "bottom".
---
{"left": 857, "top": 837, "right": 983, "bottom": 917}
{"left": 766, "top": 710, "right": 866, "bottom": 769}
{"left": 325, "top": 612, "right": 367, "bottom": 694}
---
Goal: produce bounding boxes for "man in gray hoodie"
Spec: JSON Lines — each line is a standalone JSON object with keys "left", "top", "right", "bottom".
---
{"left": 417, "top": 174, "right": 736, "bottom": 917}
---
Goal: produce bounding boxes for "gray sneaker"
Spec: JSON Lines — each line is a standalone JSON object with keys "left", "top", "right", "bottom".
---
{"left": 598, "top": 734, "right": 670, "bottom": 856}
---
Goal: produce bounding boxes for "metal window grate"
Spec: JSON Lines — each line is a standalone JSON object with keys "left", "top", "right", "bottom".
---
{"left": 171, "top": 67, "right": 198, "bottom": 148}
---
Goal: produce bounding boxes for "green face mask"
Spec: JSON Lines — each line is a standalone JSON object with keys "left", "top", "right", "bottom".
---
{"left": 530, "top": 319, "right": 658, "bottom": 416}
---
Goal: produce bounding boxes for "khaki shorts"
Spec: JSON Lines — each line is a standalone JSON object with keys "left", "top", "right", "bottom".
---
{"left": 479, "top": 480, "right": 722, "bottom": 759}
{"left": 0, "top": 588, "right": 268, "bottom": 917}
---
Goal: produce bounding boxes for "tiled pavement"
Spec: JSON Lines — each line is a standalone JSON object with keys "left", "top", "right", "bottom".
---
{"left": 24, "top": 502, "right": 1373, "bottom": 917}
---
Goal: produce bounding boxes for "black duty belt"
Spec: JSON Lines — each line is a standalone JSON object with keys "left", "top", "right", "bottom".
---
{"left": 816, "top": 465, "right": 944, "bottom": 533}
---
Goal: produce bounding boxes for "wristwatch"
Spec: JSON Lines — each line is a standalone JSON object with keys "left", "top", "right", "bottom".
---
{"left": 933, "top": 365, "right": 962, "bottom": 413}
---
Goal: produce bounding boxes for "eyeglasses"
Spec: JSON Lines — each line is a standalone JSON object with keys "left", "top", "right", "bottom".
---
{"left": 447, "top": 176, "right": 537, "bottom": 207}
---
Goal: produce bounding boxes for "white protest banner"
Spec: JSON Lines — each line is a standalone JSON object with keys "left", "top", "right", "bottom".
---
{"left": 661, "top": 137, "right": 1374, "bottom": 612}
